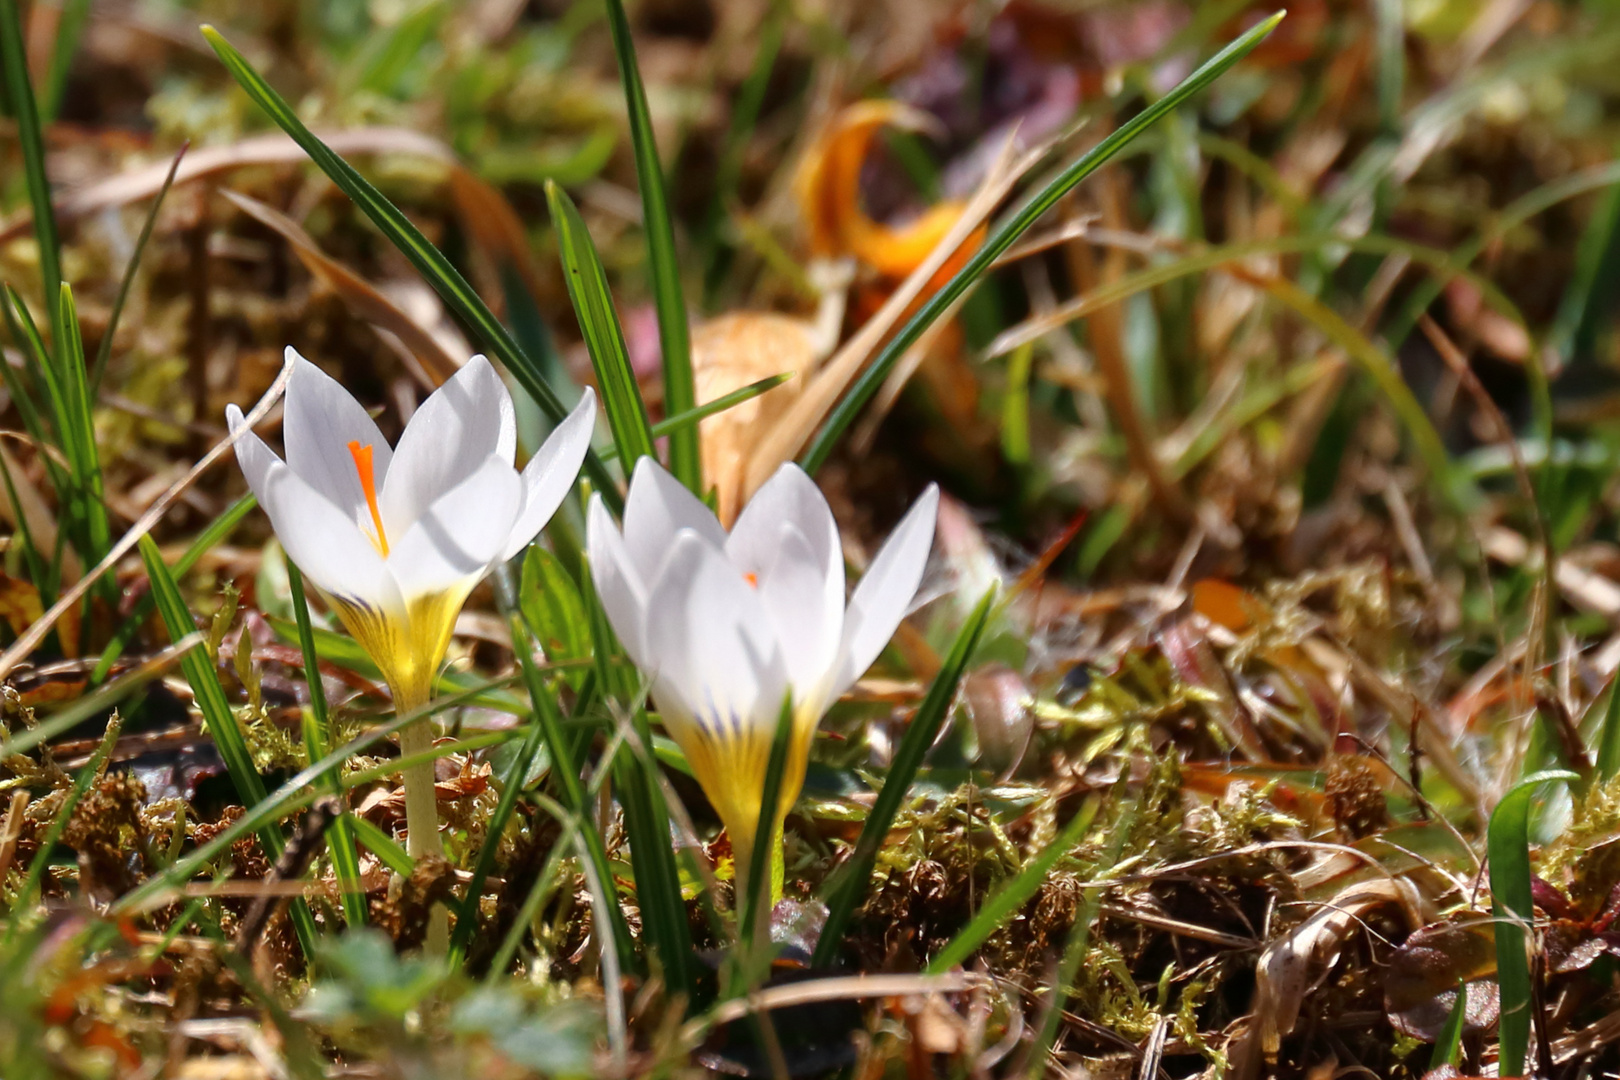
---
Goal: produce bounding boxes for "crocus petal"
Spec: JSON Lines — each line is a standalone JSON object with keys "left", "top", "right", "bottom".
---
{"left": 387, "top": 455, "right": 522, "bottom": 600}
{"left": 642, "top": 528, "right": 787, "bottom": 743}
{"left": 498, "top": 387, "right": 597, "bottom": 562}
{"left": 280, "top": 349, "right": 393, "bottom": 528}
{"left": 757, "top": 523, "right": 842, "bottom": 706}
{"left": 726, "top": 463, "right": 843, "bottom": 622}
{"left": 586, "top": 494, "right": 650, "bottom": 668}
{"left": 834, "top": 484, "right": 939, "bottom": 695}
{"left": 727, "top": 464, "right": 840, "bottom": 581}
{"left": 380, "top": 355, "right": 517, "bottom": 539}
{"left": 622, "top": 458, "right": 728, "bottom": 584}
{"left": 229, "top": 404, "right": 398, "bottom": 613}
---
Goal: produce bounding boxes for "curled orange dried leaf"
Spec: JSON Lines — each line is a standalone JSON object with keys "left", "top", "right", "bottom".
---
{"left": 795, "top": 100, "right": 986, "bottom": 281}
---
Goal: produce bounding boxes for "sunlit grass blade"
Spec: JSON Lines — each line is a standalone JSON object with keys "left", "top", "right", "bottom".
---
{"left": 699, "top": 0, "right": 784, "bottom": 299}
{"left": 1, "top": 714, "right": 120, "bottom": 939}
{"left": 1021, "top": 791, "right": 1141, "bottom": 1079}
{"left": 1432, "top": 981, "right": 1468, "bottom": 1070}
{"left": 2, "top": 286, "right": 75, "bottom": 494}
{"left": 112, "top": 680, "right": 503, "bottom": 916}
{"left": 0, "top": 449, "right": 48, "bottom": 602}
{"left": 1596, "top": 672, "right": 1620, "bottom": 781}
{"left": 137, "top": 534, "right": 319, "bottom": 958}
{"left": 497, "top": 572, "right": 637, "bottom": 974}
{"left": 926, "top": 795, "right": 1098, "bottom": 973}
{"left": 601, "top": 0, "right": 698, "bottom": 493}
{"left": 92, "top": 493, "right": 257, "bottom": 682}
{"left": 286, "top": 558, "right": 366, "bottom": 928}
{"left": 1487, "top": 769, "right": 1576, "bottom": 1080}
{"left": 738, "top": 697, "right": 794, "bottom": 972}
{"left": 613, "top": 708, "right": 694, "bottom": 994}
{"left": 812, "top": 587, "right": 995, "bottom": 967}
{"left": 798, "top": 11, "right": 1285, "bottom": 473}
{"left": 90, "top": 142, "right": 187, "bottom": 393}
{"left": 200, "top": 26, "right": 623, "bottom": 514}
{"left": 0, "top": 635, "right": 199, "bottom": 760}
{"left": 349, "top": 814, "right": 411, "bottom": 877}
{"left": 448, "top": 613, "right": 552, "bottom": 966}
{"left": 545, "top": 181, "right": 657, "bottom": 471}
{"left": 598, "top": 372, "right": 792, "bottom": 463}
{"left": 0, "top": 0, "right": 63, "bottom": 325}
{"left": 42, "top": 0, "right": 91, "bottom": 120}
{"left": 52, "top": 284, "right": 111, "bottom": 568}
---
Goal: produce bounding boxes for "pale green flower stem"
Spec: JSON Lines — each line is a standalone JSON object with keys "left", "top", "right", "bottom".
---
{"left": 395, "top": 686, "right": 449, "bottom": 955}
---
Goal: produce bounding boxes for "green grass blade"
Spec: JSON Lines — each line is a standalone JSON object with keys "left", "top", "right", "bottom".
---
{"left": 90, "top": 143, "right": 187, "bottom": 393}
{"left": 613, "top": 707, "right": 695, "bottom": 994}
{"left": 112, "top": 680, "right": 503, "bottom": 916}
{"left": 812, "top": 587, "right": 995, "bottom": 968}
{"left": 926, "top": 795, "right": 1099, "bottom": 973}
{"left": 598, "top": 372, "right": 792, "bottom": 463}
{"left": 3, "top": 285, "right": 75, "bottom": 482}
{"left": 738, "top": 696, "right": 795, "bottom": 969}
{"left": 505, "top": 573, "right": 637, "bottom": 974}
{"left": 0, "top": 637, "right": 199, "bottom": 760}
{"left": 700, "top": 0, "right": 785, "bottom": 299}
{"left": 1487, "top": 769, "right": 1576, "bottom": 1079}
{"left": 41, "top": 0, "right": 91, "bottom": 120}
{"left": 349, "top": 815, "right": 412, "bottom": 877}
{"left": 0, "top": 448, "right": 48, "bottom": 604}
{"left": 545, "top": 180, "right": 657, "bottom": 470}
{"left": 2, "top": 714, "right": 120, "bottom": 939}
{"left": 448, "top": 607, "right": 558, "bottom": 966}
{"left": 0, "top": 0, "right": 63, "bottom": 325}
{"left": 52, "top": 284, "right": 110, "bottom": 567}
{"left": 798, "top": 11, "right": 1285, "bottom": 473}
{"left": 485, "top": 796, "right": 577, "bottom": 979}
{"left": 1022, "top": 793, "right": 1141, "bottom": 1079}
{"left": 1431, "top": 981, "right": 1468, "bottom": 1070}
{"left": 1597, "top": 672, "right": 1620, "bottom": 780}
{"left": 286, "top": 558, "right": 367, "bottom": 928}
{"left": 92, "top": 493, "right": 258, "bottom": 682}
{"left": 601, "top": 0, "right": 698, "bottom": 493}
{"left": 200, "top": 26, "right": 623, "bottom": 514}
{"left": 137, "top": 534, "right": 319, "bottom": 959}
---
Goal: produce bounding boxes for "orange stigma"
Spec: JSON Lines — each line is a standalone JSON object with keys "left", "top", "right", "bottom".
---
{"left": 347, "top": 440, "right": 389, "bottom": 556}
{"left": 744, "top": 572, "right": 758, "bottom": 588}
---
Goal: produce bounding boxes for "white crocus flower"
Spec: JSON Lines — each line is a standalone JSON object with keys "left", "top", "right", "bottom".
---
{"left": 228, "top": 348, "right": 596, "bottom": 870}
{"left": 587, "top": 457, "right": 937, "bottom": 893}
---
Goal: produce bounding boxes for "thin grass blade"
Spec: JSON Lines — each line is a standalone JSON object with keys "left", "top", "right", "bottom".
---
{"left": 738, "top": 696, "right": 795, "bottom": 973}
{"left": 1597, "top": 673, "right": 1620, "bottom": 781}
{"left": 41, "top": 0, "right": 91, "bottom": 120}
{"left": 612, "top": 708, "right": 694, "bottom": 994}
{"left": 137, "top": 534, "right": 319, "bottom": 958}
{"left": 2, "top": 714, "right": 121, "bottom": 940}
{"left": 286, "top": 558, "right": 367, "bottom": 928}
{"left": 90, "top": 143, "right": 187, "bottom": 393}
{"left": 926, "top": 795, "right": 1098, "bottom": 973}
{"left": 0, "top": 635, "right": 200, "bottom": 760}
{"left": 200, "top": 26, "right": 623, "bottom": 513}
{"left": 545, "top": 180, "right": 656, "bottom": 470}
{"left": 812, "top": 587, "right": 995, "bottom": 967}
{"left": 598, "top": 372, "right": 793, "bottom": 462}
{"left": 0, "top": 0, "right": 63, "bottom": 324}
{"left": 1487, "top": 769, "right": 1576, "bottom": 1079}
{"left": 92, "top": 493, "right": 257, "bottom": 682}
{"left": 502, "top": 571, "right": 637, "bottom": 974}
{"left": 799, "top": 11, "right": 1285, "bottom": 472}
{"left": 601, "top": 0, "right": 698, "bottom": 493}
